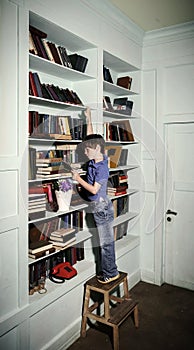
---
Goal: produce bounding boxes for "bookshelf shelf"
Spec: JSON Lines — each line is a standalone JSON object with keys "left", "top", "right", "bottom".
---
{"left": 103, "top": 81, "right": 137, "bottom": 96}
{"left": 108, "top": 189, "right": 138, "bottom": 200}
{"left": 103, "top": 110, "right": 138, "bottom": 119}
{"left": 113, "top": 211, "right": 139, "bottom": 227}
{"left": 29, "top": 95, "right": 86, "bottom": 110}
{"left": 28, "top": 137, "right": 82, "bottom": 144}
{"left": 29, "top": 53, "right": 96, "bottom": 81}
{"left": 109, "top": 165, "right": 139, "bottom": 172}
{"left": 105, "top": 140, "right": 139, "bottom": 145}
{"left": 28, "top": 203, "right": 88, "bottom": 225}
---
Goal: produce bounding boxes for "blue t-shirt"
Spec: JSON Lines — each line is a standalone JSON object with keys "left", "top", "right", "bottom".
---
{"left": 86, "top": 155, "right": 109, "bottom": 202}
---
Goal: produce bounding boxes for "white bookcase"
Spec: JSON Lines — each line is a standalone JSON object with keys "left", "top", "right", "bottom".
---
{"left": 0, "top": 2, "right": 142, "bottom": 349}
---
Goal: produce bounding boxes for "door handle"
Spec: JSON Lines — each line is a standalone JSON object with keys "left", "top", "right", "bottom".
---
{"left": 166, "top": 209, "right": 177, "bottom": 222}
{"left": 166, "top": 209, "right": 177, "bottom": 216}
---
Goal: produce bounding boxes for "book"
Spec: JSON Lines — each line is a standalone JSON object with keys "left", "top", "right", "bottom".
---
{"left": 49, "top": 231, "right": 75, "bottom": 242}
{"left": 29, "top": 241, "right": 53, "bottom": 254}
{"left": 103, "top": 96, "right": 114, "bottom": 111}
{"left": 50, "top": 236, "right": 76, "bottom": 248}
{"left": 103, "top": 65, "right": 113, "bottom": 83}
{"left": 117, "top": 76, "right": 132, "bottom": 90}
{"left": 47, "top": 41, "right": 63, "bottom": 65}
{"left": 118, "top": 149, "right": 128, "bottom": 166}
{"left": 58, "top": 46, "right": 72, "bottom": 68}
{"left": 36, "top": 157, "right": 63, "bottom": 164}
{"left": 28, "top": 247, "right": 55, "bottom": 259}
{"left": 29, "top": 25, "right": 47, "bottom": 39}
{"left": 113, "top": 97, "right": 133, "bottom": 116}
{"left": 29, "top": 71, "right": 38, "bottom": 96}
{"left": 32, "top": 72, "right": 43, "bottom": 98}
{"left": 50, "top": 227, "right": 75, "bottom": 238}
{"left": 68, "top": 53, "right": 88, "bottom": 73}
{"left": 42, "top": 39, "right": 55, "bottom": 62}
{"left": 105, "top": 146, "right": 122, "bottom": 168}
{"left": 29, "top": 32, "right": 38, "bottom": 55}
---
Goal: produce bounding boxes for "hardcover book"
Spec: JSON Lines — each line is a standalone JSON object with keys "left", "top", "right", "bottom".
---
{"left": 117, "top": 76, "right": 132, "bottom": 90}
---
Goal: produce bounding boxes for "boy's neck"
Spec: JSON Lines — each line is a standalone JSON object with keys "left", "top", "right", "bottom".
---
{"left": 94, "top": 153, "right": 104, "bottom": 163}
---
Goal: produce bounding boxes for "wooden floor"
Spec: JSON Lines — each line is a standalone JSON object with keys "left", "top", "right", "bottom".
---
{"left": 66, "top": 281, "right": 194, "bottom": 350}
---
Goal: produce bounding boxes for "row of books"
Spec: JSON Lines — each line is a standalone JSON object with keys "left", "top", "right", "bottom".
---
{"left": 29, "top": 71, "right": 83, "bottom": 105}
{"left": 104, "top": 119, "right": 134, "bottom": 142}
{"left": 29, "top": 244, "right": 85, "bottom": 290}
{"left": 112, "top": 195, "right": 129, "bottom": 218}
{"left": 103, "top": 95, "right": 134, "bottom": 116}
{"left": 29, "top": 25, "right": 88, "bottom": 73}
{"left": 103, "top": 65, "right": 133, "bottom": 90}
{"left": 29, "top": 111, "right": 87, "bottom": 140}
{"left": 108, "top": 172, "right": 128, "bottom": 196}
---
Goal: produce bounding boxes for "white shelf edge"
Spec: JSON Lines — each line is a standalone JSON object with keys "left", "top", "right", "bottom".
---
{"left": 28, "top": 137, "right": 82, "bottom": 143}
{"left": 29, "top": 96, "right": 86, "bottom": 111}
{"left": 113, "top": 211, "right": 139, "bottom": 227}
{"left": 103, "top": 110, "right": 138, "bottom": 119}
{"left": 103, "top": 81, "right": 138, "bottom": 96}
{"left": 29, "top": 53, "right": 96, "bottom": 81}
{"left": 109, "top": 189, "right": 138, "bottom": 200}
{"left": 109, "top": 165, "right": 139, "bottom": 172}
{"left": 28, "top": 203, "right": 88, "bottom": 224}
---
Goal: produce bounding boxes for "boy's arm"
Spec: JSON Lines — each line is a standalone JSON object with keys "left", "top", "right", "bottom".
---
{"left": 72, "top": 171, "right": 100, "bottom": 195}
{"left": 85, "top": 107, "right": 93, "bottom": 135}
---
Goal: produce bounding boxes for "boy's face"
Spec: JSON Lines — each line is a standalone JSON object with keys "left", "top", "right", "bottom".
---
{"left": 84, "top": 145, "right": 99, "bottom": 160}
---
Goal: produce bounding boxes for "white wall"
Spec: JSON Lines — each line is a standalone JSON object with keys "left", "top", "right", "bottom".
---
{"left": 141, "top": 22, "right": 194, "bottom": 285}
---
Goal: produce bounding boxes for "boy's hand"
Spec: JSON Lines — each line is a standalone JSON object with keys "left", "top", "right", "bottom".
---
{"left": 84, "top": 107, "right": 91, "bottom": 121}
{"left": 72, "top": 170, "right": 80, "bottom": 182}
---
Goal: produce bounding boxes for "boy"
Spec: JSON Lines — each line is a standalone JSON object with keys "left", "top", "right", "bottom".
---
{"left": 72, "top": 133, "right": 120, "bottom": 284}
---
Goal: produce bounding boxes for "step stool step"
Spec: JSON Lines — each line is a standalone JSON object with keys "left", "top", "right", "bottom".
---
{"left": 86, "top": 272, "right": 128, "bottom": 293}
{"left": 109, "top": 299, "right": 138, "bottom": 326}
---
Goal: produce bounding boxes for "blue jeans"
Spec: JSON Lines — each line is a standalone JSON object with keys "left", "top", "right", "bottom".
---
{"left": 91, "top": 199, "right": 118, "bottom": 278}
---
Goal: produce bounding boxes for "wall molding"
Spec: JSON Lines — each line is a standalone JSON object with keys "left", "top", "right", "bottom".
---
{"left": 144, "top": 21, "right": 194, "bottom": 47}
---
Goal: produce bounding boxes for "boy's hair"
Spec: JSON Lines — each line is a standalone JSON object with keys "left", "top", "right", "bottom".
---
{"left": 83, "top": 134, "right": 105, "bottom": 153}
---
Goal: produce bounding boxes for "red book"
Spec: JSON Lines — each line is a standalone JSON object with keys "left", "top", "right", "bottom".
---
{"left": 29, "top": 71, "right": 38, "bottom": 96}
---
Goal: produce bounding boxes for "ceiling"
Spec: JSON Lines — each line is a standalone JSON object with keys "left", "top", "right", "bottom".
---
{"left": 108, "top": 0, "right": 194, "bottom": 31}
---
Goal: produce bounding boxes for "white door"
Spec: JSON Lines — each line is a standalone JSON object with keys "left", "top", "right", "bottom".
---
{"left": 164, "top": 122, "right": 194, "bottom": 290}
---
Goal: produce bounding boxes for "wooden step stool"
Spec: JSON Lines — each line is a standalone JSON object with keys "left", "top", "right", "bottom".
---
{"left": 81, "top": 271, "right": 139, "bottom": 350}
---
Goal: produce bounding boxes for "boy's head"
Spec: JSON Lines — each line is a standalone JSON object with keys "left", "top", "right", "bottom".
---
{"left": 82, "top": 134, "right": 105, "bottom": 156}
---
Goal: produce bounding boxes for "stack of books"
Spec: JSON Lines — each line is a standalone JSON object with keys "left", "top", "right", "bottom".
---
{"left": 28, "top": 240, "right": 55, "bottom": 259}
{"left": 107, "top": 172, "right": 128, "bottom": 196}
{"left": 28, "top": 193, "right": 47, "bottom": 220}
{"left": 36, "top": 157, "right": 71, "bottom": 179}
{"left": 49, "top": 227, "right": 76, "bottom": 249}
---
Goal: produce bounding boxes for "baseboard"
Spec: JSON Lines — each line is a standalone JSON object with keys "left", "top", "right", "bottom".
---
{"left": 141, "top": 268, "right": 155, "bottom": 284}
{"left": 128, "top": 268, "right": 141, "bottom": 289}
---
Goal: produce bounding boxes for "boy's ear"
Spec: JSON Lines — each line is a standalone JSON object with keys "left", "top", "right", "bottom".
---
{"left": 96, "top": 144, "right": 101, "bottom": 152}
